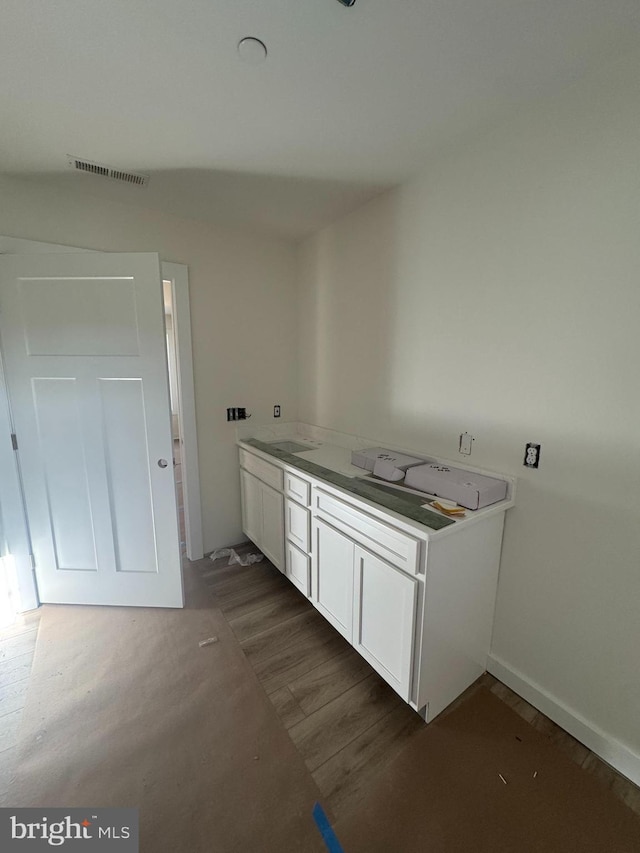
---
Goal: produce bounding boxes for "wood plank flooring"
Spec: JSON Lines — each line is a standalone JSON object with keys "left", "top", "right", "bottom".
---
{"left": 200, "top": 546, "right": 640, "bottom": 822}
{"left": 201, "top": 545, "right": 423, "bottom": 819}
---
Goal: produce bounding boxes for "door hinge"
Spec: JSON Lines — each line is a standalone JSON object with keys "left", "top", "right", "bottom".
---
{"left": 11, "top": 433, "right": 18, "bottom": 451}
{"left": 30, "top": 554, "right": 36, "bottom": 570}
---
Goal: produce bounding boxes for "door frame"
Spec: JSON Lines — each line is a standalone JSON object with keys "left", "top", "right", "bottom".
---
{"left": 0, "top": 237, "right": 203, "bottom": 610}
{"left": 0, "top": 345, "right": 38, "bottom": 612}
{"left": 162, "top": 262, "right": 203, "bottom": 560}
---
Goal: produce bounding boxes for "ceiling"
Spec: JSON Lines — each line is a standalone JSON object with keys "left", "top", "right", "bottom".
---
{"left": 1, "top": 0, "right": 639, "bottom": 239}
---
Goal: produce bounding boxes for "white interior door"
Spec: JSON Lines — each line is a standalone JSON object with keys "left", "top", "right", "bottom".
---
{"left": 0, "top": 253, "right": 183, "bottom": 608}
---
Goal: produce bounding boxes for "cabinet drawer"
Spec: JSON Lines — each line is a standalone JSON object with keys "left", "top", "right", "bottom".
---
{"left": 239, "top": 448, "right": 283, "bottom": 492}
{"left": 286, "top": 498, "right": 310, "bottom": 553}
{"left": 286, "top": 542, "right": 310, "bottom": 597}
{"left": 284, "top": 471, "right": 311, "bottom": 506}
{"left": 314, "top": 490, "right": 420, "bottom": 576}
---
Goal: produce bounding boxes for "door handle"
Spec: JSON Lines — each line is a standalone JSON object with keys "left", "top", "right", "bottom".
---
{"left": 157, "top": 459, "right": 168, "bottom": 468}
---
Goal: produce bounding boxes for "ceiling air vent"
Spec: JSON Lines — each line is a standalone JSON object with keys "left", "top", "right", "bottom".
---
{"left": 67, "top": 156, "right": 149, "bottom": 187}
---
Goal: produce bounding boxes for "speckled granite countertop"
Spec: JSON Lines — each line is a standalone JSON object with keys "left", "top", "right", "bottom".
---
{"left": 242, "top": 438, "right": 454, "bottom": 532}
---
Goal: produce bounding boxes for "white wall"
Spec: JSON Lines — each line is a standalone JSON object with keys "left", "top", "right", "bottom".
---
{"left": 0, "top": 174, "right": 298, "bottom": 552}
{"left": 298, "top": 50, "right": 640, "bottom": 763}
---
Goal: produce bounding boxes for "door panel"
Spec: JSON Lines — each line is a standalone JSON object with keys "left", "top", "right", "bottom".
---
{"left": 20, "top": 277, "right": 140, "bottom": 356}
{"left": 99, "top": 379, "right": 157, "bottom": 573}
{"left": 313, "top": 518, "right": 354, "bottom": 641}
{"left": 32, "top": 377, "right": 96, "bottom": 571}
{"left": 353, "top": 546, "right": 417, "bottom": 700}
{"left": 0, "top": 253, "right": 183, "bottom": 608}
{"left": 241, "top": 469, "right": 261, "bottom": 546}
{"left": 261, "top": 482, "right": 284, "bottom": 571}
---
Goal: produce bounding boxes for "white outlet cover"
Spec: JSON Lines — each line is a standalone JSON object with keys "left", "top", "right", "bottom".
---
{"left": 459, "top": 432, "right": 474, "bottom": 455}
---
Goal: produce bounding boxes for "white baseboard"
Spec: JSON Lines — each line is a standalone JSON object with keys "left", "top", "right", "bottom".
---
{"left": 487, "top": 653, "right": 640, "bottom": 788}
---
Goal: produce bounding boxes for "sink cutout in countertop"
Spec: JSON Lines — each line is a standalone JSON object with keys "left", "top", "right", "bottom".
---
{"left": 242, "top": 438, "right": 456, "bottom": 530}
{"left": 267, "top": 440, "right": 315, "bottom": 454}
{"left": 291, "top": 445, "right": 367, "bottom": 478}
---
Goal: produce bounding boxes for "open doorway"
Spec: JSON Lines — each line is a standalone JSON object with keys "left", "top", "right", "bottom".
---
{"left": 161, "top": 263, "right": 203, "bottom": 562}
{"left": 163, "top": 279, "right": 185, "bottom": 553}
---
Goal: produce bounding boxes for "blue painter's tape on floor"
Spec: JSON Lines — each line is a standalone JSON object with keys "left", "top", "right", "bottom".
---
{"left": 313, "top": 802, "right": 345, "bottom": 853}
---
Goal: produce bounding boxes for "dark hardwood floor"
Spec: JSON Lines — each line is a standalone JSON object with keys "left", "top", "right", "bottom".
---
{"left": 201, "top": 547, "right": 423, "bottom": 819}
{"left": 200, "top": 546, "right": 640, "bottom": 822}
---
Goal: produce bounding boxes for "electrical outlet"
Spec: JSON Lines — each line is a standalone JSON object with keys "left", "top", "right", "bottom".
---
{"left": 274, "top": 404, "right": 281, "bottom": 418}
{"left": 459, "top": 432, "right": 474, "bottom": 455}
{"left": 524, "top": 443, "right": 541, "bottom": 469}
{"left": 227, "top": 407, "right": 247, "bottom": 421}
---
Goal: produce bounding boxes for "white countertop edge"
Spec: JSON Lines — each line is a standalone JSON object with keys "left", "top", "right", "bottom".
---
{"left": 237, "top": 437, "right": 515, "bottom": 541}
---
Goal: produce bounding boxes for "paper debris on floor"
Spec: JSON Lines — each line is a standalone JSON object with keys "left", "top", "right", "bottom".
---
{"left": 209, "top": 547, "right": 264, "bottom": 567}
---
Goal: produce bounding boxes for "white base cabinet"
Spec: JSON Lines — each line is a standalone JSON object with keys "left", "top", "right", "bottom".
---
{"left": 240, "top": 469, "right": 284, "bottom": 571}
{"left": 239, "top": 442, "right": 511, "bottom": 720}
{"left": 312, "top": 515, "right": 417, "bottom": 701}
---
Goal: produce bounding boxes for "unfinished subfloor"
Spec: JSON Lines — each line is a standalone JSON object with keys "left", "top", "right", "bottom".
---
{"left": 1, "top": 548, "right": 639, "bottom": 850}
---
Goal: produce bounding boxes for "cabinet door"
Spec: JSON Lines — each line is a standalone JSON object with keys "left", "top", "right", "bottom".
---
{"left": 240, "top": 469, "right": 262, "bottom": 547}
{"left": 312, "top": 518, "right": 354, "bottom": 641}
{"left": 261, "top": 481, "right": 284, "bottom": 572}
{"left": 353, "top": 546, "right": 417, "bottom": 701}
